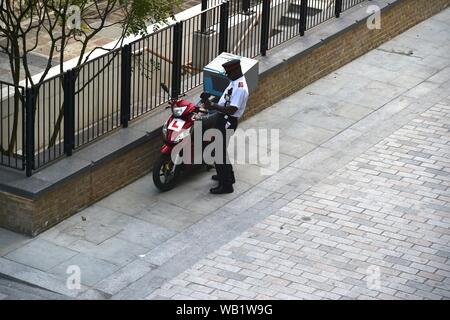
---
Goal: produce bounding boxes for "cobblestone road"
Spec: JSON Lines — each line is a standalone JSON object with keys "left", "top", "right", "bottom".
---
{"left": 148, "top": 103, "right": 450, "bottom": 300}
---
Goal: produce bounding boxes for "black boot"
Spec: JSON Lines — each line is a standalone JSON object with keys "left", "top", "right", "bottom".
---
{"left": 210, "top": 183, "right": 234, "bottom": 194}
{"left": 212, "top": 173, "right": 235, "bottom": 184}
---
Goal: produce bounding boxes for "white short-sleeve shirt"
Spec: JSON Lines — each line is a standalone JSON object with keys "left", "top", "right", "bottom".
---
{"left": 218, "top": 76, "right": 249, "bottom": 118}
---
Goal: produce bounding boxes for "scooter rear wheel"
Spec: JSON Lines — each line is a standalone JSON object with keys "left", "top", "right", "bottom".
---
{"left": 152, "top": 154, "right": 179, "bottom": 191}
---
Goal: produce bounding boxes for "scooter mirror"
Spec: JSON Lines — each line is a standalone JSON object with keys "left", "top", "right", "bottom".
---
{"left": 160, "top": 83, "right": 170, "bottom": 95}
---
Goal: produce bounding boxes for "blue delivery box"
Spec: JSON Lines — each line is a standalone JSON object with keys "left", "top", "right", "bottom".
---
{"left": 203, "top": 52, "right": 259, "bottom": 98}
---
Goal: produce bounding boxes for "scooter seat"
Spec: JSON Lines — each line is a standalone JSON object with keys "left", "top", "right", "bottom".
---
{"left": 196, "top": 109, "right": 220, "bottom": 130}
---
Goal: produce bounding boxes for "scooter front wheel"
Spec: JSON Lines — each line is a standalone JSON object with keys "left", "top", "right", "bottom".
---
{"left": 152, "top": 154, "right": 180, "bottom": 191}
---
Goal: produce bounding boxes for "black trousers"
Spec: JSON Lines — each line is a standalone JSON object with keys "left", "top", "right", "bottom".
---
{"left": 215, "top": 114, "right": 238, "bottom": 185}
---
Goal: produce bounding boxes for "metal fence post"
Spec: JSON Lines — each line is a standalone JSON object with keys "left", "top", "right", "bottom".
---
{"left": 299, "top": 0, "right": 308, "bottom": 36}
{"left": 201, "top": 0, "right": 208, "bottom": 33}
{"left": 120, "top": 44, "right": 132, "bottom": 128}
{"left": 335, "top": 0, "right": 343, "bottom": 18}
{"left": 63, "top": 69, "right": 75, "bottom": 156}
{"left": 219, "top": 1, "right": 230, "bottom": 54}
{"left": 242, "top": 0, "right": 250, "bottom": 14}
{"left": 25, "top": 87, "right": 35, "bottom": 177}
{"left": 171, "top": 22, "right": 183, "bottom": 99}
{"left": 260, "top": 0, "right": 270, "bottom": 56}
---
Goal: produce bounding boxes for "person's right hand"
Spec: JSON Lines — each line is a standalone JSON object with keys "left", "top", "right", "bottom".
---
{"left": 203, "top": 100, "right": 213, "bottom": 109}
{"left": 200, "top": 92, "right": 210, "bottom": 102}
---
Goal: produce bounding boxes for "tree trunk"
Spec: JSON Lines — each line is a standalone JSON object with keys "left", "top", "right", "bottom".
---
{"left": 6, "top": 43, "right": 22, "bottom": 155}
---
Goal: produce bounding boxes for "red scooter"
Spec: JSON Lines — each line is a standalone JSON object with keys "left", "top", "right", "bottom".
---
{"left": 152, "top": 84, "right": 217, "bottom": 191}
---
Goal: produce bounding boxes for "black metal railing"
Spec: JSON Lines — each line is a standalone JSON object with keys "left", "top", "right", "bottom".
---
{"left": 32, "top": 73, "right": 66, "bottom": 170}
{"left": 180, "top": 5, "right": 221, "bottom": 94}
{"left": 129, "top": 26, "right": 174, "bottom": 119}
{"left": 342, "top": 0, "right": 365, "bottom": 11}
{"left": 0, "top": 0, "right": 367, "bottom": 176}
{"left": 268, "top": 0, "right": 342, "bottom": 50}
{"left": 72, "top": 49, "right": 124, "bottom": 147}
{"left": 228, "top": 0, "right": 262, "bottom": 58}
{"left": 0, "top": 80, "right": 25, "bottom": 171}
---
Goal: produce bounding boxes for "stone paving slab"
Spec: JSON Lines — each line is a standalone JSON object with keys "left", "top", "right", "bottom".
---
{"left": 4, "top": 239, "right": 79, "bottom": 272}
{"left": 0, "top": 275, "right": 68, "bottom": 300}
{"left": 0, "top": 257, "right": 88, "bottom": 297}
{"left": 49, "top": 253, "right": 119, "bottom": 287}
{"left": 0, "top": 6, "right": 449, "bottom": 300}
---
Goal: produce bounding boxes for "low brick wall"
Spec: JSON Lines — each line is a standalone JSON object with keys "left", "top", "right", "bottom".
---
{"left": 1, "top": 0, "right": 449, "bottom": 236}
{"left": 0, "top": 138, "right": 161, "bottom": 236}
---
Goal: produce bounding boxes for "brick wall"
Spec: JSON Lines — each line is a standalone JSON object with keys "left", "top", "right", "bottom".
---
{"left": 1, "top": 137, "right": 161, "bottom": 236}
{"left": 30, "top": 137, "right": 161, "bottom": 236}
{"left": 0, "top": 192, "right": 34, "bottom": 234}
{"left": 1, "top": 0, "right": 449, "bottom": 236}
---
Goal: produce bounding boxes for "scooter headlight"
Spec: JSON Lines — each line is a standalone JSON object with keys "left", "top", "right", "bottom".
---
{"left": 173, "top": 128, "right": 191, "bottom": 143}
{"left": 173, "top": 106, "right": 187, "bottom": 117}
